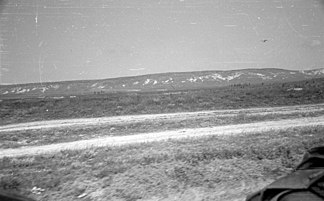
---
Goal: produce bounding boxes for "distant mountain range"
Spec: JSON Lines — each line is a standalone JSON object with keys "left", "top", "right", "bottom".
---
{"left": 1, "top": 68, "right": 324, "bottom": 98}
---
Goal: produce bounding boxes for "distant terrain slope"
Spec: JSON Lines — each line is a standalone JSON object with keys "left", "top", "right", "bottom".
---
{"left": 1, "top": 68, "right": 324, "bottom": 98}
{"left": 1, "top": 69, "right": 324, "bottom": 201}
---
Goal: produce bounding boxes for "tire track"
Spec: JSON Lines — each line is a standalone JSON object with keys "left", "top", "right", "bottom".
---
{"left": 1, "top": 116, "right": 324, "bottom": 158}
{"left": 1, "top": 103, "right": 324, "bottom": 132}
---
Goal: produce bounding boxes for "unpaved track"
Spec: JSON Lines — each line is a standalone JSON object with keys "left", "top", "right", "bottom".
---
{"left": 1, "top": 116, "right": 324, "bottom": 158}
{"left": 1, "top": 103, "right": 324, "bottom": 132}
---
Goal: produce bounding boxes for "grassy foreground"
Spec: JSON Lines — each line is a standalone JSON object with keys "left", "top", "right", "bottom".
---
{"left": 1, "top": 126, "right": 324, "bottom": 201}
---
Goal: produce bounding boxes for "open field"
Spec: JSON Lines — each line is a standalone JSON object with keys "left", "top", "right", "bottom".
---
{"left": 1, "top": 125, "right": 324, "bottom": 201}
{"left": 1, "top": 80, "right": 324, "bottom": 201}
{"left": 1, "top": 78, "right": 324, "bottom": 125}
{"left": 1, "top": 103, "right": 324, "bottom": 149}
{"left": 1, "top": 103, "right": 324, "bottom": 200}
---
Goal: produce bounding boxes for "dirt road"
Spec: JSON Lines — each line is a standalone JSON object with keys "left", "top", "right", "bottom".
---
{"left": 1, "top": 103, "right": 324, "bottom": 132}
{"left": 1, "top": 115, "right": 324, "bottom": 158}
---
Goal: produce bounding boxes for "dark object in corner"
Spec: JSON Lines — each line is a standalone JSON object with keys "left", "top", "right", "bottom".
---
{"left": 0, "top": 191, "right": 35, "bottom": 201}
{"left": 246, "top": 146, "right": 324, "bottom": 201}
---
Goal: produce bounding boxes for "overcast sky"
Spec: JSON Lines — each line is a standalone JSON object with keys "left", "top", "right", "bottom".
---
{"left": 0, "top": 0, "right": 323, "bottom": 84}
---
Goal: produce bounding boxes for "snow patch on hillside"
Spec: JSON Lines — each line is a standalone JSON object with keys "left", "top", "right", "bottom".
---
{"left": 53, "top": 96, "right": 64, "bottom": 99}
{"left": 288, "top": 88, "right": 303, "bottom": 91}
{"left": 211, "top": 74, "right": 226, "bottom": 80}
{"left": 10, "top": 86, "right": 56, "bottom": 94}
{"left": 16, "top": 88, "right": 27, "bottom": 94}
{"left": 39, "top": 87, "right": 48, "bottom": 93}
{"left": 226, "top": 73, "right": 242, "bottom": 81}
{"left": 143, "top": 79, "right": 151, "bottom": 85}
{"left": 248, "top": 73, "right": 272, "bottom": 80}
{"left": 300, "top": 69, "right": 324, "bottom": 76}
{"left": 162, "top": 79, "right": 172, "bottom": 84}
{"left": 10, "top": 87, "right": 31, "bottom": 94}
{"left": 185, "top": 73, "right": 243, "bottom": 82}
{"left": 11, "top": 88, "right": 18, "bottom": 93}
{"left": 188, "top": 77, "right": 198, "bottom": 82}
{"left": 197, "top": 73, "right": 243, "bottom": 81}
{"left": 270, "top": 72, "right": 278, "bottom": 77}
{"left": 50, "top": 85, "right": 60, "bottom": 89}
{"left": 311, "top": 69, "right": 324, "bottom": 75}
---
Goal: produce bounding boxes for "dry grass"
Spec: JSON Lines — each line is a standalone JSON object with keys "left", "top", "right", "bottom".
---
{"left": 1, "top": 126, "right": 324, "bottom": 201}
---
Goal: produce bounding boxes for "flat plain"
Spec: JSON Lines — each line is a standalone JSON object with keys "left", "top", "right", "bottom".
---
{"left": 1, "top": 80, "right": 324, "bottom": 201}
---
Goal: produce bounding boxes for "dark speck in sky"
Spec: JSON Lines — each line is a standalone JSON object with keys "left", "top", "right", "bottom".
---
{"left": 0, "top": 0, "right": 323, "bottom": 84}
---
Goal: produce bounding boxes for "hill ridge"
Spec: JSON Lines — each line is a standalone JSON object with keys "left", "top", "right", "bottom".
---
{"left": 1, "top": 68, "right": 324, "bottom": 98}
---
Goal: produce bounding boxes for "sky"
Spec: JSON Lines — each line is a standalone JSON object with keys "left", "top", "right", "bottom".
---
{"left": 0, "top": 0, "right": 324, "bottom": 84}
